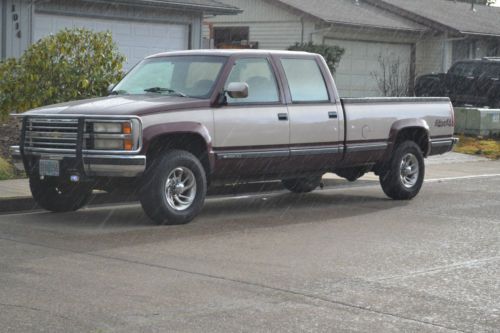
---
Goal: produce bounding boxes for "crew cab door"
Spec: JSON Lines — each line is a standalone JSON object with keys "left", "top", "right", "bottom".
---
{"left": 277, "top": 56, "right": 343, "bottom": 172}
{"left": 213, "top": 56, "right": 289, "bottom": 177}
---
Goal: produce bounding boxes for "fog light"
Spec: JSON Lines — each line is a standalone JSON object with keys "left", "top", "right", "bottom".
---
{"left": 70, "top": 175, "right": 80, "bottom": 183}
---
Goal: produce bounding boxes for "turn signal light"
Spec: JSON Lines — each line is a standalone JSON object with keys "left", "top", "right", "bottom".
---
{"left": 122, "top": 122, "right": 132, "bottom": 134}
{"left": 124, "top": 138, "right": 134, "bottom": 151}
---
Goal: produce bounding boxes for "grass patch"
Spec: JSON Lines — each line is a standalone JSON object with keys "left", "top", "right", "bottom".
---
{"left": 454, "top": 135, "right": 500, "bottom": 159}
{"left": 0, "top": 157, "right": 15, "bottom": 181}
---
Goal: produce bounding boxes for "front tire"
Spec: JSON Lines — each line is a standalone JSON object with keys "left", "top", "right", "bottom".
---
{"left": 139, "top": 150, "right": 207, "bottom": 225}
{"left": 379, "top": 141, "right": 425, "bottom": 200}
{"left": 29, "top": 177, "right": 93, "bottom": 212}
{"left": 282, "top": 176, "right": 322, "bottom": 193}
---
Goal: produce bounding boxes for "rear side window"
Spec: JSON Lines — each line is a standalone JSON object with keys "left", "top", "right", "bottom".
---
{"left": 280, "top": 58, "right": 329, "bottom": 103}
{"left": 450, "top": 62, "right": 483, "bottom": 77}
{"left": 225, "top": 58, "right": 280, "bottom": 104}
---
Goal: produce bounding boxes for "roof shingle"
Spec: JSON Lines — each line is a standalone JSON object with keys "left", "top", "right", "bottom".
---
{"left": 377, "top": 0, "right": 500, "bottom": 37}
{"left": 275, "top": 0, "right": 427, "bottom": 32}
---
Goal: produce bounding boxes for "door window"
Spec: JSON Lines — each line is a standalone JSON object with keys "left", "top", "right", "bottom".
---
{"left": 280, "top": 58, "right": 329, "bottom": 102}
{"left": 225, "top": 58, "right": 280, "bottom": 104}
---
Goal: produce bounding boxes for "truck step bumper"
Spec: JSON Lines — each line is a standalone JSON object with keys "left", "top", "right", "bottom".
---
{"left": 10, "top": 146, "right": 146, "bottom": 178}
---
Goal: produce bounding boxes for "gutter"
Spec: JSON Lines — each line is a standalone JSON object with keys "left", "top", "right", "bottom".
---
{"left": 79, "top": 0, "right": 242, "bottom": 15}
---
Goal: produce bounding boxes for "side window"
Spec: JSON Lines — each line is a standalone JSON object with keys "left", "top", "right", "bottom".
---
{"left": 225, "top": 58, "right": 280, "bottom": 103}
{"left": 280, "top": 58, "right": 329, "bottom": 103}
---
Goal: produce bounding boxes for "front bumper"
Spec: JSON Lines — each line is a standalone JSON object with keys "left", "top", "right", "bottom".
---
{"left": 10, "top": 146, "right": 146, "bottom": 177}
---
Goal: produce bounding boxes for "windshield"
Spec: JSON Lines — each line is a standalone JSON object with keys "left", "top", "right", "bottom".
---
{"left": 112, "top": 55, "right": 227, "bottom": 98}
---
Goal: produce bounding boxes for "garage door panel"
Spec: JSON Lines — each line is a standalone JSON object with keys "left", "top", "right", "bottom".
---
{"left": 326, "top": 38, "right": 411, "bottom": 97}
{"left": 34, "top": 13, "right": 188, "bottom": 70}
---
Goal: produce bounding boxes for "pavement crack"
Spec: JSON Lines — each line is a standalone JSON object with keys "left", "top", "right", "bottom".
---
{"left": 370, "top": 256, "right": 500, "bottom": 282}
{"left": 1, "top": 235, "right": 469, "bottom": 333}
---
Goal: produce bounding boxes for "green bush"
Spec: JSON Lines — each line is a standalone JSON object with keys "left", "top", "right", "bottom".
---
{"left": 0, "top": 28, "right": 125, "bottom": 120}
{"left": 288, "top": 42, "right": 344, "bottom": 74}
{"left": 0, "top": 157, "right": 14, "bottom": 181}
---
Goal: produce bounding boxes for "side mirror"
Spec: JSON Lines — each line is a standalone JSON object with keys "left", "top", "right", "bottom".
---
{"left": 226, "top": 82, "right": 249, "bottom": 99}
{"left": 107, "top": 83, "right": 116, "bottom": 94}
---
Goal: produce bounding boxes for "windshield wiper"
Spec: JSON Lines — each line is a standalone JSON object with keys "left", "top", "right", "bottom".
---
{"left": 144, "top": 87, "right": 187, "bottom": 97}
{"left": 109, "top": 90, "right": 128, "bottom": 95}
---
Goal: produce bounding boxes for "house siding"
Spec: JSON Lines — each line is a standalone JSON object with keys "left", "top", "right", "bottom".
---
{"left": 2, "top": 0, "right": 32, "bottom": 60}
{"left": 415, "top": 36, "right": 452, "bottom": 74}
{"left": 204, "top": 0, "right": 315, "bottom": 49}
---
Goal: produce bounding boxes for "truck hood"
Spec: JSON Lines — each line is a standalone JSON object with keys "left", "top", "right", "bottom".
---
{"left": 23, "top": 95, "right": 211, "bottom": 116}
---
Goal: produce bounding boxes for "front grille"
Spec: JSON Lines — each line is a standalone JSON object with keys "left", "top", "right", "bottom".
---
{"left": 24, "top": 118, "right": 79, "bottom": 152}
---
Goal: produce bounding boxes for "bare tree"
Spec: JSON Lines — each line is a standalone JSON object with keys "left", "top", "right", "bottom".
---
{"left": 371, "top": 55, "right": 410, "bottom": 97}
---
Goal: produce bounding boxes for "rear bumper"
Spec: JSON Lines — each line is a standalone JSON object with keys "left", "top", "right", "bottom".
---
{"left": 10, "top": 146, "right": 146, "bottom": 177}
{"left": 429, "top": 137, "right": 459, "bottom": 156}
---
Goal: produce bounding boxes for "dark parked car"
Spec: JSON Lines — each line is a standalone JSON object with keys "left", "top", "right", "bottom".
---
{"left": 415, "top": 58, "right": 500, "bottom": 108}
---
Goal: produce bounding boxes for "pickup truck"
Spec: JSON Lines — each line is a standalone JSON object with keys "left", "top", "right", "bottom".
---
{"left": 415, "top": 58, "right": 500, "bottom": 108}
{"left": 10, "top": 50, "right": 457, "bottom": 224}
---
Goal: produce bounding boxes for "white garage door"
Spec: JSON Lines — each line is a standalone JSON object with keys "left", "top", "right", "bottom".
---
{"left": 34, "top": 14, "right": 189, "bottom": 70}
{"left": 325, "top": 39, "right": 411, "bottom": 97}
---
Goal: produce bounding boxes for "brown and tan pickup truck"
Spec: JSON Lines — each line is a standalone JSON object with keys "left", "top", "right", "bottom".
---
{"left": 10, "top": 50, "right": 457, "bottom": 224}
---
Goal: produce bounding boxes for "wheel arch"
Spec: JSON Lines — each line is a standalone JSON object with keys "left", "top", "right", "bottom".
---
{"left": 387, "top": 119, "right": 431, "bottom": 158}
{"left": 142, "top": 122, "right": 214, "bottom": 176}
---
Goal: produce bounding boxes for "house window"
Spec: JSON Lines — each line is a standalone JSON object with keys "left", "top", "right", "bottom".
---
{"left": 213, "top": 27, "right": 257, "bottom": 49}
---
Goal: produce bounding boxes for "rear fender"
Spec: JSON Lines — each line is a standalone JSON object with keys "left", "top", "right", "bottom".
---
{"left": 386, "top": 119, "right": 431, "bottom": 157}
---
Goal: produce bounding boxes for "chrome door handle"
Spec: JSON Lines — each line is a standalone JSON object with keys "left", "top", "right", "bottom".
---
{"left": 278, "top": 113, "right": 288, "bottom": 121}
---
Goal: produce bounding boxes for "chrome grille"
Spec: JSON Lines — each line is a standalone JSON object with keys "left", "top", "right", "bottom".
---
{"left": 24, "top": 118, "right": 79, "bottom": 151}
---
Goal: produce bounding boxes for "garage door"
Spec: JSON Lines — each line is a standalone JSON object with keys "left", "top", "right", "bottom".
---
{"left": 34, "top": 14, "right": 189, "bottom": 70}
{"left": 325, "top": 39, "right": 411, "bottom": 97}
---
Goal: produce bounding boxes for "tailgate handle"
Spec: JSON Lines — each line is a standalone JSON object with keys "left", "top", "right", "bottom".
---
{"left": 328, "top": 111, "right": 338, "bottom": 119}
{"left": 277, "top": 113, "right": 288, "bottom": 121}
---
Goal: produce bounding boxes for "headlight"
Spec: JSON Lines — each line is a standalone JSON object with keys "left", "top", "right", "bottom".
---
{"left": 86, "top": 119, "right": 139, "bottom": 151}
{"left": 93, "top": 139, "right": 125, "bottom": 150}
{"left": 93, "top": 122, "right": 123, "bottom": 133}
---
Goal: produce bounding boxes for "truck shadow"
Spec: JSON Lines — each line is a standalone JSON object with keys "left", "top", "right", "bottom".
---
{"left": 5, "top": 183, "right": 415, "bottom": 254}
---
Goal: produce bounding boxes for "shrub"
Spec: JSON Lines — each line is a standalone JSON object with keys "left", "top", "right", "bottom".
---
{"left": 0, "top": 157, "right": 14, "bottom": 181}
{"left": 288, "top": 42, "right": 344, "bottom": 74}
{"left": 0, "top": 28, "right": 126, "bottom": 120}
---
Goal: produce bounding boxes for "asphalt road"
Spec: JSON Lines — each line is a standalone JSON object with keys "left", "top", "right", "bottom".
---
{"left": 1, "top": 160, "right": 499, "bottom": 333}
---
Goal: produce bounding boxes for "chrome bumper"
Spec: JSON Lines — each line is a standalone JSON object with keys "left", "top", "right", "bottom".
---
{"left": 428, "top": 137, "right": 459, "bottom": 156}
{"left": 10, "top": 146, "right": 146, "bottom": 177}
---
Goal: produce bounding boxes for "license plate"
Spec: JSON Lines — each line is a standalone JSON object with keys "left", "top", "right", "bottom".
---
{"left": 39, "top": 159, "right": 60, "bottom": 177}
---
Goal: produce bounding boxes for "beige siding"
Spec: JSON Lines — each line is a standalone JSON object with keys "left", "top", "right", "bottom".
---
{"left": 206, "top": 0, "right": 301, "bottom": 23}
{"left": 415, "top": 36, "right": 450, "bottom": 75}
{"left": 204, "top": 0, "right": 308, "bottom": 50}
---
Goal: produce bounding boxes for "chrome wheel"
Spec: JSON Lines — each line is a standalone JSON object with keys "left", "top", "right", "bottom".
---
{"left": 400, "top": 153, "right": 419, "bottom": 188}
{"left": 165, "top": 167, "right": 197, "bottom": 211}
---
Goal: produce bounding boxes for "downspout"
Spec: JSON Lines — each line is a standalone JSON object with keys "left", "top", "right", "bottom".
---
{"left": 310, "top": 24, "right": 334, "bottom": 44}
{"left": 300, "top": 16, "right": 304, "bottom": 43}
{"left": 1, "top": 0, "right": 6, "bottom": 59}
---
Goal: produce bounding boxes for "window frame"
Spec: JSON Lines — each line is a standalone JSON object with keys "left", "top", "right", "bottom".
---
{"left": 275, "top": 55, "right": 335, "bottom": 105}
{"left": 220, "top": 55, "right": 285, "bottom": 106}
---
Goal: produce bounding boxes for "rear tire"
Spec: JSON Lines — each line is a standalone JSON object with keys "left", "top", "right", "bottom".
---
{"left": 379, "top": 141, "right": 425, "bottom": 200}
{"left": 282, "top": 176, "right": 322, "bottom": 193}
{"left": 139, "top": 150, "right": 207, "bottom": 225}
{"left": 29, "top": 177, "right": 93, "bottom": 212}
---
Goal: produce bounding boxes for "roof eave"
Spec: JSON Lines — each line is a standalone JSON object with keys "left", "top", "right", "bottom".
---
{"left": 80, "top": 0, "right": 242, "bottom": 15}
{"left": 461, "top": 31, "right": 500, "bottom": 38}
{"left": 325, "top": 20, "right": 428, "bottom": 34}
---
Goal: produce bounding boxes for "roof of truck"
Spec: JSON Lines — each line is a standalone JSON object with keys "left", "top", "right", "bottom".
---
{"left": 147, "top": 49, "right": 312, "bottom": 58}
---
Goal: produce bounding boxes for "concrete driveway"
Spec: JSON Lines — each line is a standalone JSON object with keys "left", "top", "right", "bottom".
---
{"left": 0, "top": 156, "right": 499, "bottom": 332}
